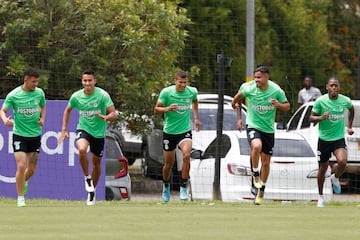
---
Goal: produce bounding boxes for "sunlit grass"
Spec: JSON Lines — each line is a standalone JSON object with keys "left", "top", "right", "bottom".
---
{"left": 0, "top": 198, "right": 359, "bottom": 240}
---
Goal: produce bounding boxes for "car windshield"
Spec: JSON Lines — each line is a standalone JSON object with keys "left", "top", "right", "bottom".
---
{"left": 191, "top": 108, "right": 245, "bottom": 130}
{"left": 238, "top": 138, "right": 315, "bottom": 157}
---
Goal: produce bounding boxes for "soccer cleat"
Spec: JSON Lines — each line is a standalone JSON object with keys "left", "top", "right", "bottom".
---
{"left": 23, "top": 181, "right": 28, "bottom": 196}
{"left": 180, "top": 186, "right": 188, "bottom": 201}
{"left": 254, "top": 186, "right": 265, "bottom": 205}
{"left": 17, "top": 199, "right": 26, "bottom": 207}
{"left": 317, "top": 198, "right": 325, "bottom": 208}
{"left": 331, "top": 174, "right": 341, "bottom": 194}
{"left": 252, "top": 171, "right": 262, "bottom": 189}
{"left": 85, "top": 176, "right": 95, "bottom": 192}
{"left": 162, "top": 184, "right": 170, "bottom": 203}
{"left": 87, "top": 191, "right": 96, "bottom": 206}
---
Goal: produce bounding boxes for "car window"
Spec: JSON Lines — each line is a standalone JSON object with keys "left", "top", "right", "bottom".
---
{"left": 202, "top": 134, "right": 231, "bottom": 159}
{"left": 301, "top": 106, "right": 313, "bottom": 129}
{"left": 238, "top": 138, "right": 315, "bottom": 157}
{"left": 106, "top": 137, "right": 122, "bottom": 159}
{"left": 191, "top": 108, "right": 245, "bottom": 130}
{"left": 287, "top": 107, "right": 304, "bottom": 130}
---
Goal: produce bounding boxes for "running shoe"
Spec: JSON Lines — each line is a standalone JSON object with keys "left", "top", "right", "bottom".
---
{"left": 331, "top": 174, "right": 341, "bottom": 194}
{"left": 87, "top": 191, "right": 96, "bottom": 206}
{"left": 254, "top": 186, "right": 265, "bottom": 205}
{"left": 252, "top": 171, "right": 262, "bottom": 189}
{"left": 317, "top": 198, "right": 325, "bottom": 208}
{"left": 180, "top": 186, "right": 188, "bottom": 201}
{"left": 17, "top": 199, "right": 26, "bottom": 207}
{"left": 162, "top": 184, "right": 170, "bottom": 203}
{"left": 85, "top": 176, "right": 95, "bottom": 192}
{"left": 23, "top": 181, "right": 28, "bottom": 196}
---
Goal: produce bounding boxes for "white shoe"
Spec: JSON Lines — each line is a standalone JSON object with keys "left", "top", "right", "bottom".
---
{"left": 87, "top": 191, "right": 96, "bottom": 206}
{"left": 85, "top": 176, "right": 95, "bottom": 192}
{"left": 317, "top": 197, "right": 325, "bottom": 208}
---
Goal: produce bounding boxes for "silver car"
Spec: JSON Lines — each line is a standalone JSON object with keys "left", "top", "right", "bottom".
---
{"left": 105, "top": 131, "right": 132, "bottom": 200}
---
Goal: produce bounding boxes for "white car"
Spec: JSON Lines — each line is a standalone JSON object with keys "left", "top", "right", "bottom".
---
{"left": 189, "top": 130, "right": 333, "bottom": 202}
{"left": 284, "top": 100, "right": 360, "bottom": 193}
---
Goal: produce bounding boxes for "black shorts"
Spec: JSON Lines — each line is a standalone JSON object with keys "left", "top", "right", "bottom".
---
{"left": 75, "top": 130, "right": 105, "bottom": 157}
{"left": 12, "top": 134, "right": 41, "bottom": 153}
{"left": 317, "top": 138, "right": 346, "bottom": 163}
{"left": 246, "top": 127, "right": 274, "bottom": 155}
{"left": 163, "top": 131, "right": 192, "bottom": 151}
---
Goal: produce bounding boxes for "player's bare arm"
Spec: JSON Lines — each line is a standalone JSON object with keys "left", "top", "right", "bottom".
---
{"left": 58, "top": 106, "right": 72, "bottom": 144}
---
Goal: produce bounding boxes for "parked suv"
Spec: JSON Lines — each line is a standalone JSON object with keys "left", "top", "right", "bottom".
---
{"left": 107, "top": 118, "right": 144, "bottom": 166}
{"left": 284, "top": 100, "right": 360, "bottom": 193}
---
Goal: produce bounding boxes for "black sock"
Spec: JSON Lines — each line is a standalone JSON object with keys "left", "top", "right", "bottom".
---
{"left": 181, "top": 178, "right": 188, "bottom": 188}
{"left": 163, "top": 180, "right": 170, "bottom": 187}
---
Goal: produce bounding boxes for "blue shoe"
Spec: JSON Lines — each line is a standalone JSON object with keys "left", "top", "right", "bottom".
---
{"left": 23, "top": 181, "right": 28, "bottom": 196}
{"left": 162, "top": 184, "right": 170, "bottom": 202}
{"left": 331, "top": 174, "right": 341, "bottom": 194}
{"left": 180, "top": 186, "right": 188, "bottom": 201}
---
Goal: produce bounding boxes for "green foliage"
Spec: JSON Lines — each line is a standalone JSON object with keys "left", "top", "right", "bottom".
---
{"left": 0, "top": 0, "right": 189, "bottom": 135}
{"left": 1, "top": 0, "right": 360, "bottom": 132}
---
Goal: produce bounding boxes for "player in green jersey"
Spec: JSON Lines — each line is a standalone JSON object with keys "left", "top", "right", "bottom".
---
{"left": 0, "top": 68, "right": 46, "bottom": 207}
{"left": 58, "top": 70, "right": 117, "bottom": 205}
{"left": 310, "top": 77, "right": 354, "bottom": 208}
{"left": 154, "top": 70, "right": 200, "bottom": 202}
{"left": 232, "top": 65, "right": 290, "bottom": 205}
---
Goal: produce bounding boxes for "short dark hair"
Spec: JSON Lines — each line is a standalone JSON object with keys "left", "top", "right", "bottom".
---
{"left": 82, "top": 69, "right": 95, "bottom": 76}
{"left": 327, "top": 77, "right": 340, "bottom": 84}
{"left": 175, "top": 70, "right": 187, "bottom": 79}
{"left": 23, "top": 68, "right": 39, "bottom": 78}
{"left": 254, "top": 65, "right": 270, "bottom": 74}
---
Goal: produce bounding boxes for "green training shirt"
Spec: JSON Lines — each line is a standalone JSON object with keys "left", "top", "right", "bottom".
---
{"left": 240, "top": 80, "right": 288, "bottom": 133}
{"left": 158, "top": 85, "right": 198, "bottom": 135}
{"left": 69, "top": 87, "right": 114, "bottom": 138}
{"left": 312, "top": 94, "right": 352, "bottom": 141}
{"left": 2, "top": 86, "right": 46, "bottom": 137}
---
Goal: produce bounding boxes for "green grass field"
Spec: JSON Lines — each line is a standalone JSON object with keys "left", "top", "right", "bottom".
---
{"left": 0, "top": 198, "right": 359, "bottom": 240}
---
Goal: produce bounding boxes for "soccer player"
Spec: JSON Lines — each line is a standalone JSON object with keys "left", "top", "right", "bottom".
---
{"left": 231, "top": 65, "right": 290, "bottom": 205}
{"left": 310, "top": 77, "right": 354, "bottom": 208}
{"left": 154, "top": 70, "right": 200, "bottom": 202}
{"left": 58, "top": 70, "right": 117, "bottom": 205}
{"left": 0, "top": 68, "right": 46, "bottom": 207}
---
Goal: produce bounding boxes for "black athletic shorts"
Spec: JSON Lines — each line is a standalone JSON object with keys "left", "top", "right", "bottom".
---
{"left": 12, "top": 134, "right": 41, "bottom": 153}
{"left": 246, "top": 127, "right": 274, "bottom": 155}
{"left": 75, "top": 129, "right": 105, "bottom": 157}
{"left": 163, "top": 130, "right": 192, "bottom": 151}
{"left": 317, "top": 138, "right": 346, "bottom": 163}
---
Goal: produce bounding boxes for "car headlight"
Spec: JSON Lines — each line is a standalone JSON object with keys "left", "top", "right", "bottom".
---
{"left": 227, "top": 163, "right": 252, "bottom": 176}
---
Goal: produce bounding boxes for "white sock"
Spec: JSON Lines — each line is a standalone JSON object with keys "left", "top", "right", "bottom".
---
{"left": 252, "top": 167, "right": 259, "bottom": 173}
{"left": 18, "top": 196, "right": 24, "bottom": 201}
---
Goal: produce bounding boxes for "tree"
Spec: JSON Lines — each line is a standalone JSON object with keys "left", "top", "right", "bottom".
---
{"left": 0, "top": 0, "right": 190, "bottom": 134}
